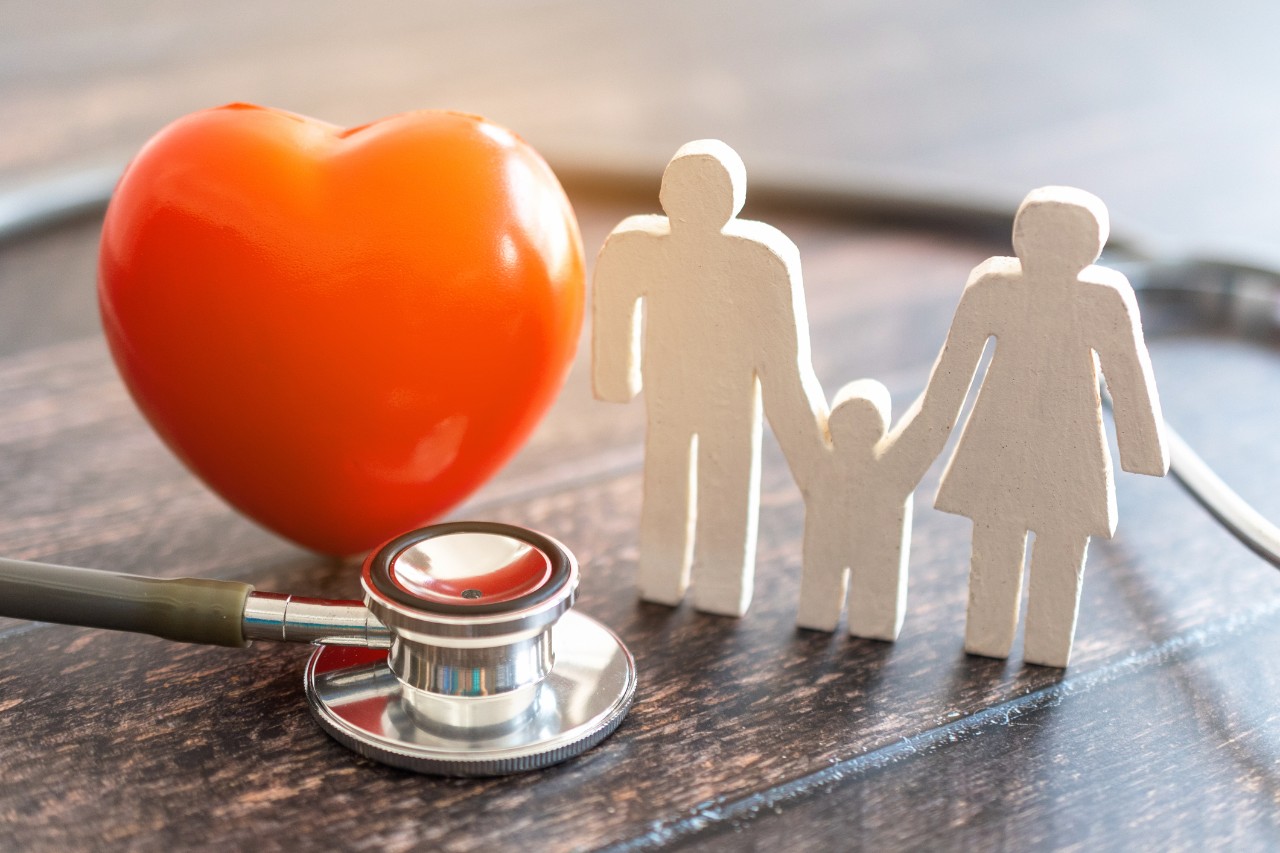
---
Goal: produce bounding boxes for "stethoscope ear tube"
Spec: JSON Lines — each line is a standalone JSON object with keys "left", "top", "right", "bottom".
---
{"left": 0, "top": 557, "right": 254, "bottom": 647}
{"left": 1120, "top": 257, "right": 1280, "bottom": 569}
{"left": 1165, "top": 428, "right": 1280, "bottom": 570}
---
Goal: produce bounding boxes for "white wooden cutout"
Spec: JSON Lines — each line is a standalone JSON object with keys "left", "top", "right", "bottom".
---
{"left": 909, "top": 186, "right": 1169, "bottom": 667}
{"left": 592, "top": 139, "right": 827, "bottom": 617}
{"left": 793, "top": 378, "right": 939, "bottom": 641}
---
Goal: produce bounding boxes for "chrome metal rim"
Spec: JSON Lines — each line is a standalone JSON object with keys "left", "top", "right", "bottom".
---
{"left": 304, "top": 609, "right": 636, "bottom": 775}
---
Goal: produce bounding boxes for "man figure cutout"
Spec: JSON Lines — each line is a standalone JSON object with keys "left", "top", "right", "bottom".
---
{"left": 592, "top": 140, "right": 827, "bottom": 617}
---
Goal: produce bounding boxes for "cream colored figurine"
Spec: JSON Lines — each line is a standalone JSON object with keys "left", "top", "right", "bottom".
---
{"left": 595, "top": 157, "right": 1166, "bottom": 665}
{"left": 915, "top": 186, "right": 1169, "bottom": 667}
{"left": 592, "top": 140, "right": 827, "bottom": 617}
{"left": 795, "top": 379, "right": 936, "bottom": 641}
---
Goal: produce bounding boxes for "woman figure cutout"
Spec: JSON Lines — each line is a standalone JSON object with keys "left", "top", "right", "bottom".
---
{"left": 917, "top": 186, "right": 1168, "bottom": 668}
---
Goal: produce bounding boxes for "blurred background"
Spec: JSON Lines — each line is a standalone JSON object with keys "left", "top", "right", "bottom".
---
{"left": 4, "top": 1, "right": 1280, "bottom": 262}
{"left": 3, "top": 6, "right": 1280, "bottom": 847}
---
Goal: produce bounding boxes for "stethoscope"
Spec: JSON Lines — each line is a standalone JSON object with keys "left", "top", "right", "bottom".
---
{"left": 0, "top": 520, "right": 637, "bottom": 776}
{"left": 0, "top": 160, "right": 1276, "bottom": 776}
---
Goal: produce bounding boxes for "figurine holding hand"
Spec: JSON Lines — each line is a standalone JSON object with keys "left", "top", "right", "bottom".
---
{"left": 794, "top": 379, "right": 942, "bottom": 641}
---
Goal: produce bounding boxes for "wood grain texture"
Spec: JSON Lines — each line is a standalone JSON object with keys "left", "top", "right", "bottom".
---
{"left": 678, "top": 610, "right": 1280, "bottom": 851}
{"left": 0, "top": 190, "right": 1278, "bottom": 850}
{"left": 4, "top": 4, "right": 1280, "bottom": 849}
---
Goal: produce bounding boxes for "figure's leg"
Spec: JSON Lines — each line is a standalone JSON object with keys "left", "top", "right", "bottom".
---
{"left": 964, "top": 519, "right": 1028, "bottom": 660}
{"left": 1023, "top": 532, "right": 1090, "bottom": 668}
{"left": 690, "top": 388, "right": 763, "bottom": 617}
{"left": 847, "top": 496, "right": 912, "bottom": 642}
{"left": 796, "top": 502, "right": 849, "bottom": 631}
{"left": 638, "top": 426, "right": 698, "bottom": 606}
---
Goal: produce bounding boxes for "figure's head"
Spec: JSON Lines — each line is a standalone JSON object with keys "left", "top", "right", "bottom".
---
{"left": 1012, "top": 186, "right": 1110, "bottom": 276}
{"left": 829, "top": 378, "right": 891, "bottom": 449}
{"left": 659, "top": 140, "right": 746, "bottom": 231}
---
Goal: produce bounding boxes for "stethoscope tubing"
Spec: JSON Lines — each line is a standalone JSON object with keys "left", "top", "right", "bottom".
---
{"left": 2, "top": 160, "right": 1278, "bottom": 570}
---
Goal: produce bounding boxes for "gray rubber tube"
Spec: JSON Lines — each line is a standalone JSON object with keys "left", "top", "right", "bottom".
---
{"left": 0, "top": 557, "right": 252, "bottom": 647}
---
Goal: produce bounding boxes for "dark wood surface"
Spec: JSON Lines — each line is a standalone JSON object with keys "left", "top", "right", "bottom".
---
{"left": 3, "top": 4, "right": 1280, "bottom": 851}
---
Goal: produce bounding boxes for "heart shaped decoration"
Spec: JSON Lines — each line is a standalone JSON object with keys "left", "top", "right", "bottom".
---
{"left": 99, "top": 105, "right": 585, "bottom": 556}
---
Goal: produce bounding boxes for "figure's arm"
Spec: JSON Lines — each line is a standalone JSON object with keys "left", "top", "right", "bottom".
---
{"left": 591, "top": 217, "right": 661, "bottom": 403}
{"left": 742, "top": 223, "right": 830, "bottom": 490}
{"left": 878, "top": 397, "right": 939, "bottom": 493}
{"left": 881, "top": 259, "right": 1008, "bottom": 489}
{"left": 1089, "top": 271, "right": 1169, "bottom": 476}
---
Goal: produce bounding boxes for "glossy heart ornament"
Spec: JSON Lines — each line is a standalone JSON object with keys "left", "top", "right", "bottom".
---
{"left": 99, "top": 105, "right": 585, "bottom": 556}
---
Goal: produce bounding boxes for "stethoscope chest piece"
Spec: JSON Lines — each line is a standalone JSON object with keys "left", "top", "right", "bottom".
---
{"left": 304, "top": 522, "right": 636, "bottom": 775}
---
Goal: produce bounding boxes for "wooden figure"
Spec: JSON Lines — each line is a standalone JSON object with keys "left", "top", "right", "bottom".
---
{"left": 592, "top": 140, "right": 827, "bottom": 617}
{"left": 912, "top": 186, "right": 1169, "bottom": 667}
{"left": 794, "top": 379, "right": 936, "bottom": 641}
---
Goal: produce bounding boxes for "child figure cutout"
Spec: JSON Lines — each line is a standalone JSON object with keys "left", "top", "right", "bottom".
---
{"left": 916, "top": 186, "right": 1168, "bottom": 667}
{"left": 593, "top": 140, "right": 827, "bottom": 617}
{"left": 796, "top": 379, "right": 935, "bottom": 641}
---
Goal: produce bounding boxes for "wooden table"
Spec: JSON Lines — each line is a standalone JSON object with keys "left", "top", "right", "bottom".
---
{"left": 2, "top": 4, "right": 1279, "bottom": 850}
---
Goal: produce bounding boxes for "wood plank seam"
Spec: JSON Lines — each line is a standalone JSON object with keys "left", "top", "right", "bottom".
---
{"left": 596, "top": 594, "right": 1280, "bottom": 852}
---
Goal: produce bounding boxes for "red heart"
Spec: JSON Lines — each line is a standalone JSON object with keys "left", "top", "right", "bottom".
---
{"left": 98, "top": 105, "right": 584, "bottom": 556}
